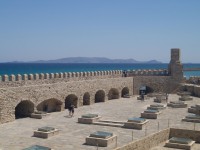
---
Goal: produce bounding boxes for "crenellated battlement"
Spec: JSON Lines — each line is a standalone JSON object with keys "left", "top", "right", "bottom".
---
{"left": 0, "top": 69, "right": 170, "bottom": 83}
{"left": 127, "top": 69, "right": 169, "bottom": 76}
{"left": 0, "top": 69, "right": 171, "bottom": 88}
{"left": 0, "top": 70, "right": 123, "bottom": 82}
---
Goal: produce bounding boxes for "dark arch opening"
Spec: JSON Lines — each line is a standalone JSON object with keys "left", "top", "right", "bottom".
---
{"left": 121, "top": 87, "right": 129, "bottom": 97}
{"left": 15, "top": 100, "right": 34, "bottom": 119}
{"left": 65, "top": 94, "right": 78, "bottom": 109}
{"left": 95, "top": 90, "right": 105, "bottom": 103}
{"left": 146, "top": 86, "right": 154, "bottom": 94}
{"left": 108, "top": 88, "right": 119, "bottom": 100}
{"left": 37, "top": 98, "right": 63, "bottom": 113}
{"left": 83, "top": 92, "right": 90, "bottom": 105}
{"left": 139, "top": 86, "right": 154, "bottom": 95}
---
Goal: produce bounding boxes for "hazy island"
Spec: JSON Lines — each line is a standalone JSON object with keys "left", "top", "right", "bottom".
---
{"left": 10, "top": 57, "right": 162, "bottom": 64}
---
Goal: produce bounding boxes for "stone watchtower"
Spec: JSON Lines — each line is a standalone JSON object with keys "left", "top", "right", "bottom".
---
{"left": 168, "top": 48, "right": 183, "bottom": 81}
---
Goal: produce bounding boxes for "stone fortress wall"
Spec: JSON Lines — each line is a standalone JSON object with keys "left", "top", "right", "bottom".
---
{"left": 0, "top": 69, "right": 168, "bottom": 82}
{"left": 0, "top": 77, "right": 133, "bottom": 124}
{"left": 187, "top": 76, "right": 200, "bottom": 85}
{"left": 182, "top": 84, "right": 200, "bottom": 97}
{"left": 0, "top": 48, "right": 185, "bottom": 124}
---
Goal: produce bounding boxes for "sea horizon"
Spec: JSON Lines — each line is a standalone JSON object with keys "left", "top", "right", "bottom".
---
{"left": 0, "top": 63, "right": 200, "bottom": 78}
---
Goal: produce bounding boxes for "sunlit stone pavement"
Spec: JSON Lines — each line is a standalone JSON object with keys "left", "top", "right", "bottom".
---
{"left": 0, "top": 94, "right": 200, "bottom": 150}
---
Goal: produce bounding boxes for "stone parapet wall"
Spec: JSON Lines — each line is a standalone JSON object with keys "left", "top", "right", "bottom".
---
{"left": 127, "top": 69, "right": 168, "bottom": 76}
{"left": 133, "top": 76, "right": 181, "bottom": 94}
{"left": 0, "top": 70, "right": 122, "bottom": 88}
{"left": 187, "top": 76, "right": 200, "bottom": 85}
{"left": 0, "top": 69, "right": 171, "bottom": 88}
{"left": 114, "top": 128, "right": 170, "bottom": 150}
{"left": 0, "top": 70, "right": 122, "bottom": 82}
{"left": 182, "top": 84, "right": 200, "bottom": 97}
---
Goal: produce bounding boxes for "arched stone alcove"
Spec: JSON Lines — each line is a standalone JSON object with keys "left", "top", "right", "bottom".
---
{"left": 108, "top": 88, "right": 119, "bottom": 100}
{"left": 95, "top": 90, "right": 105, "bottom": 103}
{"left": 139, "top": 86, "right": 154, "bottom": 95}
{"left": 121, "top": 87, "right": 129, "bottom": 97}
{"left": 65, "top": 94, "right": 78, "bottom": 108}
{"left": 83, "top": 92, "right": 90, "bottom": 105}
{"left": 37, "top": 98, "right": 63, "bottom": 112}
{"left": 146, "top": 86, "right": 154, "bottom": 94}
{"left": 15, "top": 100, "right": 34, "bottom": 119}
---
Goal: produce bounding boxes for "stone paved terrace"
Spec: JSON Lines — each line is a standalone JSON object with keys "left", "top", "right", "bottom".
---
{"left": 1, "top": 94, "right": 200, "bottom": 150}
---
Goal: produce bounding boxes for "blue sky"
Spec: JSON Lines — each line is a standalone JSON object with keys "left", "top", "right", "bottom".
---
{"left": 0, "top": 0, "right": 200, "bottom": 63}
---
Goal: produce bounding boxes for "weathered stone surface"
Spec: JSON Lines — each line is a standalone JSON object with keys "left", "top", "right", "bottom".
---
{"left": 86, "top": 134, "right": 117, "bottom": 147}
{"left": 0, "top": 77, "right": 133, "bottom": 123}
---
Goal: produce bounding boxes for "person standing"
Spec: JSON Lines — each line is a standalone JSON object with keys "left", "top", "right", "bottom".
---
{"left": 68, "top": 104, "right": 72, "bottom": 117}
{"left": 68, "top": 104, "right": 75, "bottom": 117}
{"left": 71, "top": 104, "right": 75, "bottom": 117}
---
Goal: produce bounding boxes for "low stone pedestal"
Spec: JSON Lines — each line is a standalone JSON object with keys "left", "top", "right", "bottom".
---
{"left": 31, "top": 111, "right": 49, "bottom": 119}
{"left": 179, "top": 95, "right": 193, "bottom": 101}
{"left": 141, "top": 109, "right": 161, "bottom": 119}
{"left": 167, "top": 101, "right": 187, "bottom": 108}
{"left": 165, "top": 137, "right": 195, "bottom": 150}
{"left": 188, "top": 105, "right": 197, "bottom": 113}
{"left": 177, "top": 91, "right": 191, "bottom": 96}
{"left": 182, "top": 114, "right": 200, "bottom": 123}
{"left": 33, "top": 126, "right": 59, "bottom": 139}
{"left": 188, "top": 104, "right": 200, "bottom": 113}
{"left": 123, "top": 117, "right": 149, "bottom": 130}
{"left": 86, "top": 131, "right": 117, "bottom": 147}
{"left": 23, "top": 145, "right": 53, "bottom": 150}
{"left": 78, "top": 114, "right": 101, "bottom": 124}
{"left": 183, "top": 104, "right": 200, "bottom": 123}
{"left": 147, "top": 104, "right": 166, "bottom": 110}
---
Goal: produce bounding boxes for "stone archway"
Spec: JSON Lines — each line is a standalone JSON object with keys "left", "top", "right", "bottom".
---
{"left": 108, "top": 88, "right": 119, "bottom": 100}
{"left": 65, "top": 94, "right": 78, "bottom": 109}
{"left": 95, "top": 90, "right": 105, "bottom": 103}
{"left": 83, "top": 92, "right": 90, "bottom": 105}
{"left": 15, "top": 100, "right": 34, "bottom": 119}
{"left": 37, "top": 98, "right": 63, "bottom": 113}
{"left": 121, "top": 87, "right": 129, "bottom": 97}
{"left": 139, "top": 86, "right": 154, "bottom": 95}
{"left": 146, "top": 86, "right": 154, "bottom": 94}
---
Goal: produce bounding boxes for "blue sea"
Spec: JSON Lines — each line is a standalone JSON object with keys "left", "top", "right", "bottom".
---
{"left": 0, "top": 63, "right": 200, "bottom": 78}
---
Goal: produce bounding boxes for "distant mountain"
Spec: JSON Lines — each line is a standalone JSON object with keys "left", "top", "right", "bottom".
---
{"left": 27, "top": 57, "right": 162, "bottom": 64}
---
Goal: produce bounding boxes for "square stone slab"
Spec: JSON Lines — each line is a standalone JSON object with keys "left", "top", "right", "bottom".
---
{"left": 128, "top": 117, "right": 146, "bottom": 123}
{"left": 90, "top": 131, "right": 113, "bottom": 139}
{"left": 38, "top": 127, "right": 55, "bottom": 132}
{"left": 23, "top": 145, "right": 52, "bottom": 150}
{"left": 144, "top": 109, "right": 159, "bottom": 113}
{"left": 81, "top": 114, "right": 98, "bottom": 118}
{"left": 165, "top": 137, "right": 195, "bottom": 150}
{"left": 169, "top": 137, "right": 193, "bottom": 144}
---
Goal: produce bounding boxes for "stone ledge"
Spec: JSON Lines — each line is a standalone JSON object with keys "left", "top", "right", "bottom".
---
{"left": 165, "top": 139, "right": 195, "bottom": 150}
{"left": 141, "top": 112, "right": 161, "bottom": 119}
{"left": 123, "top": 120, "right": 149, "bottom": 130}
{"left": 85, "top": 135, "right": 117, "bottom": 147}
{"left": 78, "top": 116, "right": 101, "bottom": 124}
{"left": 33, "top": 129, "right": 59, "bottom": 139}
